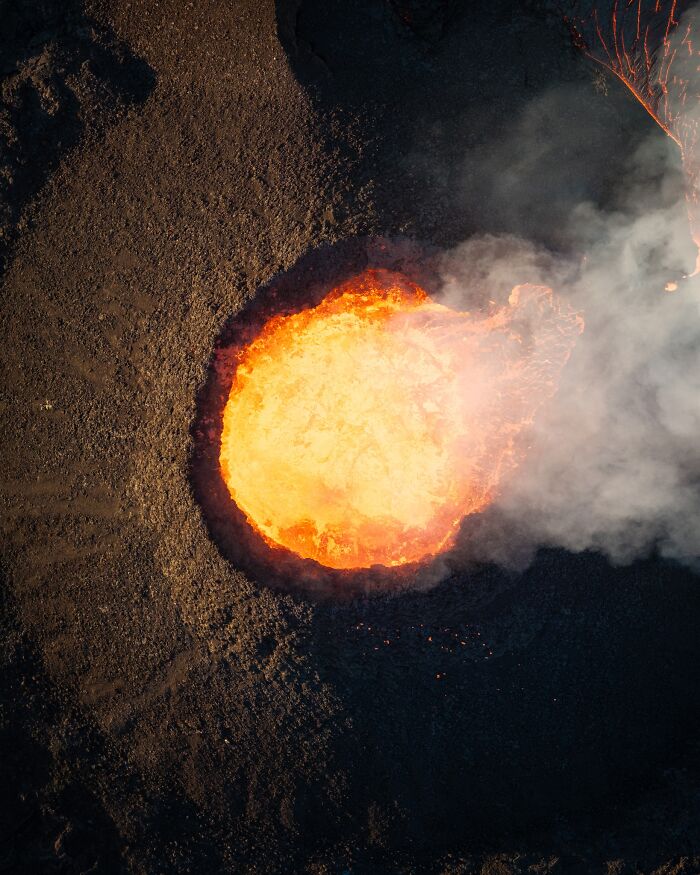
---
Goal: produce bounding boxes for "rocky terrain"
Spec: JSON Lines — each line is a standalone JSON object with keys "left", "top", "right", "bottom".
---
{"left": 2, "top": 1, "right": 700, "bottom": 872}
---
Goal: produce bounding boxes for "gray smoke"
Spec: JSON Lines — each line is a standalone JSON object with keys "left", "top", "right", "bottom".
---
{"left": 433, "top": 76, "right": 700, "bottom": 571}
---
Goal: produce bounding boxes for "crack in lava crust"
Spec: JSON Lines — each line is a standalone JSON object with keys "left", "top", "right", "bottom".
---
{"left": 219, "top": 268, "right": 583, "bottom": 571}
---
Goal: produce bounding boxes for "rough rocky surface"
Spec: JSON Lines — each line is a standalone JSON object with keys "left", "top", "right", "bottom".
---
{"left": 2, "top": 0, "right": 700, "bottom": 872}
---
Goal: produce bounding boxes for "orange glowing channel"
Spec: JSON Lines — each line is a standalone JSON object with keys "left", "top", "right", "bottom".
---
{"left": 220, "top": 269, "right": 582, "bottom": 570}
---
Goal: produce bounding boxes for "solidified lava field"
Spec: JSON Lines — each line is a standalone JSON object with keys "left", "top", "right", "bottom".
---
{"left": 2, "top": 1, "right": 700, "bottom": 873}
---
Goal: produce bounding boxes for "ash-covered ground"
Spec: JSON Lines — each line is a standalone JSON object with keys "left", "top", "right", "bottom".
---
{"left": 2, "top": 1, "right": 700, "bottom": 873}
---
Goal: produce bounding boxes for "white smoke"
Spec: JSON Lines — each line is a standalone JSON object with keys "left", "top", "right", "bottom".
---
{"left": 434, "top": 76, "right": 700, "bottom": 571}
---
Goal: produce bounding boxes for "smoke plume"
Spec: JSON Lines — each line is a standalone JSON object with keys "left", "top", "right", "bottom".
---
{"left": 434, "top": 68, "right": 700, "bottom": 571}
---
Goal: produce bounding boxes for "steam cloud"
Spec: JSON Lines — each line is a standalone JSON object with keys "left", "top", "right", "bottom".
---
{"left": 432, "top": 57, "right": 700, "bottom": 571}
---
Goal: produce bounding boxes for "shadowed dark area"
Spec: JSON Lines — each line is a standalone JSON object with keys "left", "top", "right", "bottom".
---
{"left": 311, "top": 549, "right": 700, "bottom": 850}
{"left": 275, "top": 0, "right": 657, "bottom": 252}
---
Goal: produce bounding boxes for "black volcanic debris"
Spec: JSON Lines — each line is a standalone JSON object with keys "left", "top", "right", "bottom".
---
{"left": 0, "top": 0, "right": 700, "bottom": 873}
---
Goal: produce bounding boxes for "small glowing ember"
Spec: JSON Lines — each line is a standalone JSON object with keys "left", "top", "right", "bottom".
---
{"left": 220, "top": 269, "right": 582, "bottom": 570}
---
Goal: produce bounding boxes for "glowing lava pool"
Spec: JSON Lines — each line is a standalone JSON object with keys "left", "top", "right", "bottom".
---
{"left": 219, "top": 268, "right": 582, "bottom": 571}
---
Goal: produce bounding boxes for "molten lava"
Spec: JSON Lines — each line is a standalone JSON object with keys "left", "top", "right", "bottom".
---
{"left": 220, "top": 269, "right": 582, "bottom": 570}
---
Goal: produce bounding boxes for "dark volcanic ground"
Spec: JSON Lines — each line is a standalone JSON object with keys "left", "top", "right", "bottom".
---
{"left": 2, "top": 1, "right": 700, "bottom": 872}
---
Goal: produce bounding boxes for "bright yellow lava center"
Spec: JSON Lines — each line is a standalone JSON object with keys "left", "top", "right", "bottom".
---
{"left": 220, "top": 269, "right": 582, "bottom": 570}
